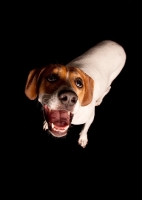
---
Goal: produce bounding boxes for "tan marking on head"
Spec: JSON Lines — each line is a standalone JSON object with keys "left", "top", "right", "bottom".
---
{"left": 25, "top": 64, "right": 70, "bottom": 100}
{"left": 25, "top": 67, "right": 47, "bottom": 99}
{"left": 38, "top": 65, "right": 70, "bottom": 94}
{"left": 25, "top": 64, "right": 94, "bottom": 106}
{"left": 67, "top": 67, "right": 94, "bottom": 106}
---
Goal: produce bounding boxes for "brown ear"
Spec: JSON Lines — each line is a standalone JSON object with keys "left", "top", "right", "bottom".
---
{"left": 25, "top": 67, "right": 47, "bottom": 100}
{"left": 81, "top": 73, "right": 94, "bottom": 106}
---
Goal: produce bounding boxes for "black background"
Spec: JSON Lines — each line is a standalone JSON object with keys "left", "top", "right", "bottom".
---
{"left": 6, "top": 1, "right": 140, "bottom": 191}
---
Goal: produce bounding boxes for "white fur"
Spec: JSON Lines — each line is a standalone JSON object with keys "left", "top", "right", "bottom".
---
{"left": 66, "top": 40, "right": 126, "bottom": 148}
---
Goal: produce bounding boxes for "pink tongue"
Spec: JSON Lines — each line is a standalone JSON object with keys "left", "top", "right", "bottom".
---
{"left": 49, "top": 110, "right": 70, "bottom": 127}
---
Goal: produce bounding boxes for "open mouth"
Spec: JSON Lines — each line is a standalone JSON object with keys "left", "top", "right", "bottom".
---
{"left": 44, "top": 105, "right": 73, "bottom": 137}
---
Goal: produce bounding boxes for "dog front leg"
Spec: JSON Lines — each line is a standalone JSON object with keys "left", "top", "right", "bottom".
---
{"left": 43, "top": 120, "right": 48, "bottom": 130}
{"left": 78, "top": 112, "right": 94, "bottom": 148}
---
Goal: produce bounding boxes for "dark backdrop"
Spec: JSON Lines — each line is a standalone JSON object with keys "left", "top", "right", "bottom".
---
{"left": 7, "top": 1, "right": 140, "bottom": 189}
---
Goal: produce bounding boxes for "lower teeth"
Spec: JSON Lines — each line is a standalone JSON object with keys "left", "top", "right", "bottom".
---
{"left": 52, "top": 125, "right": 69, "bottom": 132}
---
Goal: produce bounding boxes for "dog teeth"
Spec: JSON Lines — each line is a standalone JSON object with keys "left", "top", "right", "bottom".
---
{"left": 51, "top": 123, "right": 69, "bottom": 132}
{"left": 68, "top": 111, "right": 70, "bottom": 115}
{"left": 51, "top": 123, "right": 54, "bottom": 128}
{"left": 65, "top": 125, "right": 69, "bottom": 130}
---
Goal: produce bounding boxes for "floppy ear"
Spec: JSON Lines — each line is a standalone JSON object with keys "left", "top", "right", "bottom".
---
{"left": 81, "top": 73, "right": 94, "bottom": 106}
{"left": 25, "top": 67, "right": 47, "bottom": 100}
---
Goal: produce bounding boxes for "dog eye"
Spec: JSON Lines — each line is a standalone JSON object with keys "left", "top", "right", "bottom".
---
{"left": 75, "top": 78, "right": 83, "bottom": 88}
{"left": 46, "top": 74, "right": 58, "bottom": 82}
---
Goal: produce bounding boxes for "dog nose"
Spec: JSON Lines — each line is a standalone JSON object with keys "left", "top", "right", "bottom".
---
{"left": 59, "top": 91, "right": 78, "bottom": 106}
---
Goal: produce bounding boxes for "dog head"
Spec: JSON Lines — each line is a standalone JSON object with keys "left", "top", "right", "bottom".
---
{"left": 25, "top": 64, "right": 94, "bottom": 137}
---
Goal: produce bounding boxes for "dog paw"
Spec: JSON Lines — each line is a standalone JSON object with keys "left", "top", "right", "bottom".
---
{"left": 78, "top": 135, "right": 88, "bottom": 148}
{"left": 43, "top": 121, "right": 48, "bottom": 130}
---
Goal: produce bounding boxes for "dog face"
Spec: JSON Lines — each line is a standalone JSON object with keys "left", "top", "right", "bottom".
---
{"left": 25, "top": 64, "right": 94, "bottom": 137}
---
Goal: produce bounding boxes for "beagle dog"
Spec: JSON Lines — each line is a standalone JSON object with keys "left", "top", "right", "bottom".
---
{"left": 25, "top": 40, "right": 126, "bottom": 148}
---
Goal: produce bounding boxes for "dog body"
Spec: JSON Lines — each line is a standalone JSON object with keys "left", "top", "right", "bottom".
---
{"left": 25, "top": 40, "right": 126, "bottom": 148}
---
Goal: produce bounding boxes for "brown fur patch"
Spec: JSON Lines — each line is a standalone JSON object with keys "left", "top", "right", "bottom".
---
{"left": 25, "top": 64, "right": 94, "bottom": 106}
{"left": 67, "top": 67, "right": 94, "bottom": 106}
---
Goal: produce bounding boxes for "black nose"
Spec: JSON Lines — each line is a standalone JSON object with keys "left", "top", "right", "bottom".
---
{"left": 58, "top": 90, "right": 78, "bottom": 106}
